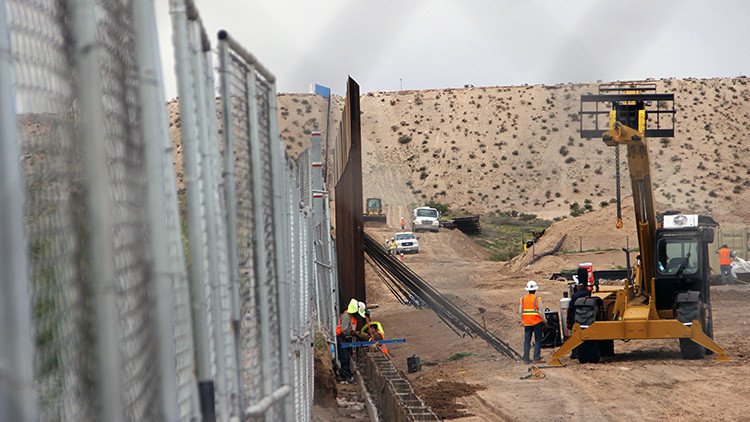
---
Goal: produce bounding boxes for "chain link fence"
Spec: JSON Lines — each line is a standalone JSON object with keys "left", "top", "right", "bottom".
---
{"left": 1, "top": 0, "right": 338, "bottom": 421}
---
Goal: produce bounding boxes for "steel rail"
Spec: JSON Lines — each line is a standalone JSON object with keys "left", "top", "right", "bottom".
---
{"left": 363, "top": 233, "right": 523, "bottom": 360}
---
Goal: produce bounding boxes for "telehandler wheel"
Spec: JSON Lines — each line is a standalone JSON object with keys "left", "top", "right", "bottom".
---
{"left": 598, "top": 340, "right": 615, "bottom": 357}
{"left": 578, "top": 340, "right": 600, "bottom": 364}
{"left": 675, "top": 292, "right": 706, "bottom": 360}
{"left": 574, "top": 297, "right": 603, "bottom": 363}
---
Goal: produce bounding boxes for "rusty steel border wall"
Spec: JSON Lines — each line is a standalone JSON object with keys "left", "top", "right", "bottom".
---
{"left": 333, "top": 77, "right": 365, "bottom": 310}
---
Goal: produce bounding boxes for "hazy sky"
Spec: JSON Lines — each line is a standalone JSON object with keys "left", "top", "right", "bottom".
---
{"left": 155, "top": 1, "right": 750, "bottom": 97}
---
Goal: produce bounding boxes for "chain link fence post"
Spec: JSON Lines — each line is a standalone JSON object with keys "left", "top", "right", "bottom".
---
{"left": 0, "top": 2, "right": 37, "bottom": 419}
{"left": 169, "top": 1, "right": 216, "bottom": 419}
{"left": 68, "top": 1, "right": 125, "bottom": 418}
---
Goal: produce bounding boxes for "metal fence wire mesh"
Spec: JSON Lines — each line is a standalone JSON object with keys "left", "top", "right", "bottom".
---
{"left": 95, "top": 2, "right": 160, "bottom": 419}
{"left": 226, "top": 54, "right": 265, "bottom": 405}
{"left": 8, "top": 0, "right": 90, "bottom": 420}
{"left": 2, "top": 1, "right": 333, "bottom": 420}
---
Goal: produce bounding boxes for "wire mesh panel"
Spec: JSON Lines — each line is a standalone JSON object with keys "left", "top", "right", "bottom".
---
{"left": 225, "top": 53, "right": 264, "bottom": 405}
{"left": 298, "top": 149, "right": 312, "bottom": 209}
{"left": 5, "top": 0, "right": 184, "bottom": 420}
{"left": 93, "top": 2, "right": 161, "bottom": 419}
{"left": 219, "top": 31, "right": 325, "bottom": 421}
{"left": 6, "top": 1, "right": 90, "bottom": 420}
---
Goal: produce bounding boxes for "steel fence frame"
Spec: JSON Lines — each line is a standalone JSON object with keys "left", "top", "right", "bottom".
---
{"left": 2, "top": 1, "right": 333, "bottom": 420}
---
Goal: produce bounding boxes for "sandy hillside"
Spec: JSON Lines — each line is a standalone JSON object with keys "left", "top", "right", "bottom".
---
{"left": 274, "top": 77, "right": 750, "bottom": 227}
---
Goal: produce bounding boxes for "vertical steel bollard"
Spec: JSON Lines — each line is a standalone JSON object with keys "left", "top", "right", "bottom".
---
{"left": 0, "top": 4, "right": 38, "bottom": 419}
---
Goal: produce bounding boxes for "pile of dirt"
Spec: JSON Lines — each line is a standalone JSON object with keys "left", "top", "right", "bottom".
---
{"left": 417, "top": 380, "right": 486, "bottom": 420}
{"left": 505, "top": 201, "right": 642, "bottom": 272}
{"left": 313, "top": 343, "right": 337, "bottom": 408}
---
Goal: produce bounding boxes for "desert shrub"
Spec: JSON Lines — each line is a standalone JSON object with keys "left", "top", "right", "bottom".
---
{"left": 559, "top": 146, "right": 569, "bottom": 157}
{"left": 424, "top": 200, "right": 451, "bottom": 216}
{"left": 564, "top": 156, "right": 575, "bottom": 164}
{"left": 398, "top": 135, "right": 412, "bottom": 144}
{"left": 569, "top": 202, "right": 583, "bottom": 217}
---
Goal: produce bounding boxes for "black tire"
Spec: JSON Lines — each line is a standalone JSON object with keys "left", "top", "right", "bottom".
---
{"left": 675, "top": 293, "right": 706, "bottom": 360}
{"left": 575, "top": 298, "right": 602, "bottom": 363}
{"left": 578, "top": 340, "right": 600, "bottom": 364}
{"left": 598, "top": 340, "right": 615, "bottom": 357}
{"left": 679, "top": 338, "right": 705, "bottom": 359}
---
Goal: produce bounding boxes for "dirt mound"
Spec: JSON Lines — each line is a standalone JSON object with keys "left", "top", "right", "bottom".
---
{"left": 417, "top": 380, "right": 486, "bottom": 420}
{"left": 506, "top": 200, "right": 641, "bottom": 272}
{"left": 313, "top": 340, "right": 337, "bottom": 407}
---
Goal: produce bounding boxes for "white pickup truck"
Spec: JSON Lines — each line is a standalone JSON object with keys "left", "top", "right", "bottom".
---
{"left": 412, "top": 206, "right": 440, "bottom": 232}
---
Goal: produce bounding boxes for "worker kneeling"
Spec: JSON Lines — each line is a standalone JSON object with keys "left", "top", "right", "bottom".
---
{"left": 361, "top": 321, "right": 389, "bottom": 356}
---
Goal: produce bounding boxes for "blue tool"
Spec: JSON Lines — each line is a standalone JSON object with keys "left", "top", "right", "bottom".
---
{"left": 339, "top": 338, "right": 406, "bottom": 348}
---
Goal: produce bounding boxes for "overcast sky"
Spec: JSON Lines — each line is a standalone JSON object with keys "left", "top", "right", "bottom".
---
{"left": 154, "top": 0, "right": 750, "bottom": 98}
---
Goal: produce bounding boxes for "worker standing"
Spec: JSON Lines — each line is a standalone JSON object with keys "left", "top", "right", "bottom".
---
{"left": 566, "top": 277, "right": 592, "bottom": 358}
{"left": 389, "top": 237, "right": 397, "bottom": 257}
{"left": 336, "top": 299, "right": 367, "bottom": 383}
{"left": 400, "top": 216, "right": 405, "bottom": 230}
{"left": 718, "top": 244, "right": 736, "bottom": 285}
{"left": 519, "top": 280, "right": 546, "bottom": 364}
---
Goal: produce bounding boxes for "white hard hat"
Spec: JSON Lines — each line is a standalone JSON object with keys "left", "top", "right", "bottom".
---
{"left": 357, "top": 301, "right": 367, "bottom": 317}
{"left": 525, "top": 280, "right": 539, "bottom": 291}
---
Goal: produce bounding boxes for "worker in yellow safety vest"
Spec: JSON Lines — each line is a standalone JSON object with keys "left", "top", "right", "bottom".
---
{"left": 718, "top": 244, "right": 736, "bottom": 285}
{"left": 361, "top": 321, "right": 389, "bottom": 356}
{"left": 389, "top": 237, "right": 398, "bottom": 256}
{"left": 519, "top": 280, "right": 547, "bottom": 364}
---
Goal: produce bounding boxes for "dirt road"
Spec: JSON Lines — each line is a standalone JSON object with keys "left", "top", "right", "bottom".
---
{"left": 365, "top": 226, "right": 750, "bottom": 421}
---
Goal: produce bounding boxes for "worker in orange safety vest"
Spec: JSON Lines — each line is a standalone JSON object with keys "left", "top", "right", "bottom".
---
{"left": 336, "top": 299, "right": 367, "bottom": 382}
{"left": 718, "top": 244, "right": 736, "bottom": 285}
{"left": 519, "top": 280, "right": 547, "bottom": 364}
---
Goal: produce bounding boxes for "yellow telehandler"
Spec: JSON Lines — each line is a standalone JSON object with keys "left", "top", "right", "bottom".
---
{"left": 549, "top": 83, "right": 729, "bottom": 365}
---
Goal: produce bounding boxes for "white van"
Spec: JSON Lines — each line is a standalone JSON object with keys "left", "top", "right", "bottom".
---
{"left": 412, "top": 206, "right": 440, "bottom": 232}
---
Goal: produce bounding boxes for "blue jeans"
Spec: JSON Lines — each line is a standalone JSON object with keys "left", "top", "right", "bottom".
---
{"left": 523, "top": 323, "right": 543, "bottom": 362}
{"left": 337, "top": 337, "right": 353, "bottom": 381}
{"left": 720, "top": 265, "right": 734, "bottom": 285}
